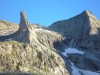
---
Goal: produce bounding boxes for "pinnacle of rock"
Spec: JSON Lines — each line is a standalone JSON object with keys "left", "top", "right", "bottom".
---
{"left": 17, "top": 11, "right": 38, "bottom": 44}
{"left": 19, "top": 11, "right": 29, "bottom": 31}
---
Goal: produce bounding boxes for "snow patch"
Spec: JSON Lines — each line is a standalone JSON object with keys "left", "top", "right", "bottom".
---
{"left": 71, "top": 62, "right": 100, "bottom": 75}
{"left": 62, "top": 48, "right": 100, "bottom": 75}
{"left": 35, "top": 29, "right": 51, "bottom": 33}
{"left": 62, "top": 48, "right": 85, "bottom": 57}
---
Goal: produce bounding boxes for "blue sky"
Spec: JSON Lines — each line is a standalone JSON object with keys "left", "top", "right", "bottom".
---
{"left": 0, "top": 0, "right": 100, "bottom": 26}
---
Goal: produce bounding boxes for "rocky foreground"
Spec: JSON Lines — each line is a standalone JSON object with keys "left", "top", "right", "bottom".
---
{"left": 0, "top": 11, "right": 69, "bottom": 75}
{"left": 0, "top": 10, "right": 100, "bottom": 75}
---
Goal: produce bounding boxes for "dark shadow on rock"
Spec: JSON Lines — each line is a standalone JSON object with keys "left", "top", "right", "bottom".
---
{"left": 52, "top": 28, "right": 100, "bottom": 73}
{"left": 52, "top": 37, "right": 73, "bottom": 74}
{"left": 0, "top": 72, "right": 37, "bottom": 75}
{"left": 0, "top": 29, "right": 19, "bottom": 42}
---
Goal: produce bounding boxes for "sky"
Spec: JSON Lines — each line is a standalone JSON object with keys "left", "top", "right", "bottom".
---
{"left": 0, "top": 0, "right": 100, "bottom": 26}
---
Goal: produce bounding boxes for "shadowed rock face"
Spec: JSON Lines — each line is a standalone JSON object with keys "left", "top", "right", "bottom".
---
{"left": 0, "top": 72, "right": 36, "bottom": 75}
{"left": 49, "top": 10, "right": 100, "bottom": 72}
{"left": 49, "top": 10, "right": 96, "bottom": 39}
{"left": 49, "top": 10, "right": 100, "bottom": 48}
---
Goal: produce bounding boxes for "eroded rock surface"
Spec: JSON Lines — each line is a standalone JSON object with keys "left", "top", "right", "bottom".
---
{"left": 0, "top": 11, "right": 69, "bottom": 75}
{"left": 1, "top": 10, "right": 100, "bottom": 75}
{"left": 49, "top": 10, "right": 100, "bottom": 73}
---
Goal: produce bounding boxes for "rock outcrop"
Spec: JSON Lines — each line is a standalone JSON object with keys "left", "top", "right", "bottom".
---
{"left": 49, "top": 10, "right": 100, "bottom": 73}
{"left": 1, "top": 10, "right": 100, "bottom": 75}
{"left": 14, "top": 11, "right": 38, "bottom": 44}
{"left": 49, "top": 10, "right": 100, "bottom": 40}
{"left": 49, "top": 10, "right": 100, "bottom": 49}
{"left": 0, "top": 11, "right": 69, "bottom": 75}
{"left": 0, "top": 11, "right": 38, "bottom": 44}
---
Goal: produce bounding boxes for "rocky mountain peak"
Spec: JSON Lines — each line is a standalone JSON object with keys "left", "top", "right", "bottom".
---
{"left": 83, "top": 10, "right": 92, "bottom": 14}
{"left": 81, "top": 10, "right": 96, "bottom": 19}
{"left": 49, "top": 10, "right": 100, "bottom": 41}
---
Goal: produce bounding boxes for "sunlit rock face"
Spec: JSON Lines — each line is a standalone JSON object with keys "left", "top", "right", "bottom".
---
{"left": 15, "top": 11, "right": 38, "bottom": 44}
{"left": 0, "top": 11, "right": 69, "bottom": 75}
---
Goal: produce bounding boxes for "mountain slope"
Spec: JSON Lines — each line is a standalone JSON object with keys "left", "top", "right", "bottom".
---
{"left": 0, "top": 20, "right": 18, "bottom": 35}
{"left": 0, "top": 11, "right": 69, "bottom": 75}
{"left": 49, "top": 10, "right": 100, "bottom": 74}
{"left": 49, "top": 10, "right": 100, "bottom": 40}
{"left": 0, "top": 10, "right": 100, "bottom": 75}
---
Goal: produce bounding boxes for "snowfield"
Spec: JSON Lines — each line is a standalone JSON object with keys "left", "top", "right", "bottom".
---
{"left": 62, "top": 48, "right": 100, "bottom": 75}
{"left": 62, "top": 48, "right": 85, "bottom": 57}
{"left": 71, "top": 62, "right": 100, "bottom": 75}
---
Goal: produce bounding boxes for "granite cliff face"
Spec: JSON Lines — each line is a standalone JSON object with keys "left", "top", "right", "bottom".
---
{"left": 0, "top": 10, "right": 100, "bottom": 75}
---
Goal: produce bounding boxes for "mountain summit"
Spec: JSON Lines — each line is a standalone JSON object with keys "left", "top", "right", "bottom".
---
{"left": 49, "top": 10, "right": 100, "bottom": 40}
{"left": 82, "top": 10, "right": 96, "bottom": 19}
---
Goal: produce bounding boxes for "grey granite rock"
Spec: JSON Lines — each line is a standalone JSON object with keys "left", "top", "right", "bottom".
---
{"left": 49, "top": 10, "right": 100, "bottom": 73}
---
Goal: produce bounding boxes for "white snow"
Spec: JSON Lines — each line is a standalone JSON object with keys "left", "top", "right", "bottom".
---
{"left": 35, "top": 29, "right": 51, "bottom": 33}
{"left": 71, "top": 62, "right": 100, "bottom": 75}
{"left": 35, "top": 29, "right": 43, "bottom": 31}
{"left": 62, "top": 48, "right": 100, "bottom": 75}
{"left": 71, "top": 63, "right": 81, "bottom": 75}
{"left": 81, "top": 70, "right": 100, "bottom": 75}
{"left": 62, "top": 48, "right": 85, "bottom": 57}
